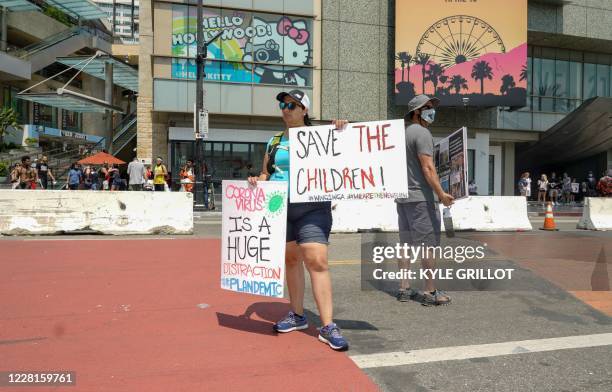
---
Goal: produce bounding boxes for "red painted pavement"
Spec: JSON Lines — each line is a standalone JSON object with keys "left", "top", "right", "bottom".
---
{"left": 0, "top": 239, "right": 379, "bottom": 392}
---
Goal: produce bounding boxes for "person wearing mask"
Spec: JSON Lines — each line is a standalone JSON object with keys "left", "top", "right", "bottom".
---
{"left": 248, "top": 89, "right": 349, "bottom": 351}
{"left": 153, "top": 157, "right": 168, "bottom": 192}
{"left": 127, "top": 157, "right": 146, "bottom": 191}
{"left": 67, "top": 163, "right": 82, "bottom": 190}
{"left": 395, "top": 94, "right": 454, "bottom": 306}
{"left": 537, "top": 174, "right": 548, "bottom": 205}
{"left": 37, "top": 156, "right": 56, "bottom": 190}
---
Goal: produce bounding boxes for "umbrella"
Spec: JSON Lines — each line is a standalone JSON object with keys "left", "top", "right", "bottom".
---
{"left": 78, "top": 152, "right": 125, "bottom": 165}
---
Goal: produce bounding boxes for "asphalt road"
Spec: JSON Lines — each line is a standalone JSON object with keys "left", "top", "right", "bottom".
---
{"left": 2, "top": 214, "right": 611, "bottom": 392}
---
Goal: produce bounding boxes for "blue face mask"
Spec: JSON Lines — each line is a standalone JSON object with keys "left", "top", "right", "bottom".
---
{"left": 420, "top": 108, "right": 436, "bottom": 124}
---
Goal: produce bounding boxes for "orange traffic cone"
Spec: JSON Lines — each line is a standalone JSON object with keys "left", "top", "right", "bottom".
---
{"left": 540, "top": 202, "right": 559, "bottom": 231}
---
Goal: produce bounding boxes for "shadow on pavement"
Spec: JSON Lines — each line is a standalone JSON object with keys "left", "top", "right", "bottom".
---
{"left": 217, "top": 301, "right": 378, "bottom": 337}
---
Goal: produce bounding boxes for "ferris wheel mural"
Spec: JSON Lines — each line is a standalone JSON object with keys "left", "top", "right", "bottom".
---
{"left": 415, "top": 15, "right": 505, "bottom": 69}
{"left": 394, "top": 0, "right": 527, "bottom": 107}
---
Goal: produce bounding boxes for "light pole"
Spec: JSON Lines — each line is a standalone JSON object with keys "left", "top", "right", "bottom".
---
{"left": 195, "top": 0, "right": 222, "bottom": 208}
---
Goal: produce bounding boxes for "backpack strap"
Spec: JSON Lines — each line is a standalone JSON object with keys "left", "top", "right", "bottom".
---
{"left": 266, "top": 131, "right": 285, "bottom": 175}
{"left": 266, "top": 131, "right": 285, "bottom": 155}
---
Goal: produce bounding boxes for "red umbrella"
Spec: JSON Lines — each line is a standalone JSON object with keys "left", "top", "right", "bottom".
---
{"left": 78, "top": 152, "right": 125, "bottom": 165}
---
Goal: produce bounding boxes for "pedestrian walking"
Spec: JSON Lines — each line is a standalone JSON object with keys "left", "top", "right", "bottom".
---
{"left": 248, "top": 89, "right": 349, "bottom": 351}
{"left": 67, "top": 163, "right": 82, "bottom": 190}
{"left": 18, "top": 156, "right": 37, "bottom": 190}
{"left": 561, "top": 173, "right": 572, "bottom": 204}
{"left": 37, "top": 155, "right": 56, "bottom": 189}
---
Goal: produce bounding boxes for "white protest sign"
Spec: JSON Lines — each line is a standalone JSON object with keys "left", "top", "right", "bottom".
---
{"left": 288, "top": 119, "right": 408, "bottom": 203}
{"left": 221, "top": 180, "right": 288, "bottom": 298}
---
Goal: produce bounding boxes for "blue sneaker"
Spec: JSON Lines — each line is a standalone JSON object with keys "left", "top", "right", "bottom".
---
{"left": 273, "top": 311, "right": 308, "bottom": 333}
{"left": 318, "top": 323, "right": 349, "bottom": 351}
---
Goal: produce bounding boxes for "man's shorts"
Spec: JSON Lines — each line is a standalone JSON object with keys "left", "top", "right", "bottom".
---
{"left": 396, "top": 201, "right": 441, "bottom": 247}
{"left": 286, "top": 201, "right": 332, "bottom": 245}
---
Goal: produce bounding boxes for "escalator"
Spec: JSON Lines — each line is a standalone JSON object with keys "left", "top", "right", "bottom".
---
{"left": 4, "top": 26, "right": 112, "bottom": 76}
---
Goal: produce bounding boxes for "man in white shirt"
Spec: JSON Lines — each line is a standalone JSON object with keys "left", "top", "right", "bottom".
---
{"left": 127, "top": 157, "right": 146, "bottom": 191}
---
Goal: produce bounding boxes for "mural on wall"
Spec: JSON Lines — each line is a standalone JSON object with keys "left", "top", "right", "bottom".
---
{"left": 171, "top": 5, "right": 312, "bottom": 87}
{"left": 395, "top": 0, "right": 527, "bottom": 107}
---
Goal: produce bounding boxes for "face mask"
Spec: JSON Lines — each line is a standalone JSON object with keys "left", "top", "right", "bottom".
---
{"left": 420, "top": 108, "right": 436, "bottom": 124}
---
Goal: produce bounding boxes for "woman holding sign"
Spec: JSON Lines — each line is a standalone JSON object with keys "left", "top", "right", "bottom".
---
{"left": 248, "top": 90, "right": 349, "bottom": 351}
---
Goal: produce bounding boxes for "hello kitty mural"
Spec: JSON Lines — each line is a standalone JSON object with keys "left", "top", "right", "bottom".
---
{"left": 171, "top": 5, "right": 312, "bottom": 87}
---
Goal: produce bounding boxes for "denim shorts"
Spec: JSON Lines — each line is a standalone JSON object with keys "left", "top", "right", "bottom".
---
{"left": 396, "top": 201, "right": 441, "bottom": 247}
{"left": 286, "top": 201, "right": 332, "bottom": 244}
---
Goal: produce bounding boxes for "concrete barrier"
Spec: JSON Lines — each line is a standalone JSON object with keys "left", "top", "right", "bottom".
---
{"left": 577, "top": 197, "right": 612, "bottom": 231}
{"left": 331, "top": 196, "right": 532, "bottom": 233}
{"left": 443, "top": 196, "right": 532, "bottom": 231}
{"left": 0, "top": 190, "right": 193, "bottom": 235}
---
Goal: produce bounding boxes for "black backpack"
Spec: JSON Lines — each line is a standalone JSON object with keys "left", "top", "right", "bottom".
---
{"left": 266, "top": 131, "right": 285, "bottom": 175}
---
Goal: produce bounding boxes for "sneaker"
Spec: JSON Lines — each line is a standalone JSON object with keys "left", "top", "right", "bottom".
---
{"left": 396, "top": 288, "right": 421, "bottom": 302}
{"left": 422, "top": 289, "right": 452, "bottom": 306}
{"left": 318, "top": 323, "right": 349, "bottom": 351}
{"left": 273, "top": 311, "right": 308, "bottom": 333}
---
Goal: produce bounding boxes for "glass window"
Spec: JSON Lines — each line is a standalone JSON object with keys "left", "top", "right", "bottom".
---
{"left": 569, "top": 61, "right": 582, "bottom": 99}
{"left": 584, "top": 63, "right": 597, "bottom": 99}
{"left": 33, "top": 103, "right": 56, "bottom": 128}
{"left": 555, "top": 60, "right": 569, "bottom": 98}
{"left": 597, "top": 64, "right": 610, "bottom": 97}
{"left": 61, "top": 110, "right": 80, "bottom": 131}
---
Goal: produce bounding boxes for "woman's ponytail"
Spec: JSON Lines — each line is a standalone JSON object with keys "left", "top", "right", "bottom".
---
{"left": 304, "top": 113, "right": 313, "bottom": 126}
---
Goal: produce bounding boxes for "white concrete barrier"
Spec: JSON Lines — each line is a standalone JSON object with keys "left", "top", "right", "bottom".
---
{"left": 443, "top": 196, "right": 532, "bottom": 231}
{"left": 331, "top": 196, "right": 532, "bottom": 233}
{"left": 577, "top": 197, "right": 612, "bottom": 231}
{"left": 0, "top": 190, "right": 193, "bottom": 235}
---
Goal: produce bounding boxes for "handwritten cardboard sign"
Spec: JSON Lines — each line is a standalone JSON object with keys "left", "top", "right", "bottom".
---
{"left": 221, "top": 180, "right": 288, "bottom": 298}
{"left": 288, "top": 119, "right": 408, "bottom": 202}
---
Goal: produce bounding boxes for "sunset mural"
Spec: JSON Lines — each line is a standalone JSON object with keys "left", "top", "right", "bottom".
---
{"left": 395, "top": 0, "right": 527, "bottom": 107}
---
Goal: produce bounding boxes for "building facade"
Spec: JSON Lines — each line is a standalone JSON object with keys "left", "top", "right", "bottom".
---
{"left": 137, "top": 0, "right": 612, "bottom": 194}
{"left": 95, "top": 0, "right": 140, "bottom": 43}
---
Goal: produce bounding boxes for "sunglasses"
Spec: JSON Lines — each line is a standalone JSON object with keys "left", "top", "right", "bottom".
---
{"left": 279, "top": 102, "right": 301, "bottom": 111}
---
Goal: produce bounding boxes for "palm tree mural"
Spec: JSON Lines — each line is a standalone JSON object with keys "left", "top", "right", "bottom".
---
{"left": 471, "top": 60, "right": 494, "bottom": 95}
{"left": 415, "top": 53, "right": 431, "bottom": 94}
{"left": 425, "top": 63, "right": 444, "bottom": 95}
{"left": 449, "top": 75, "right": 468, "bottom": 94}
{"left": 500, "top": 74, "right": 516, "bottom": 95}
{"left": 519, "top": 65, "right": 528, "bottom": 82}
{"left": 395, "top": 52, "right": 413, "bottom": 83}
{"left": 438, "top": 75, "right": 449, "bottom": 95}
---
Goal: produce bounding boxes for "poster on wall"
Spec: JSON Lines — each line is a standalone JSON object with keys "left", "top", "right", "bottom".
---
{"left": 221, "top": 180, "right": 288, "bottom": 298}
{"left": 394, "top": 0, "right": 527, "bottom": 107}
{"left": 171, "top": 5, "right": 312, "bottom": 87}
{"left": 288, "top": 120, "right": 409, "bottom": 203}
{"left": 434, "top": 127, "right": 468, "bottom": 200}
